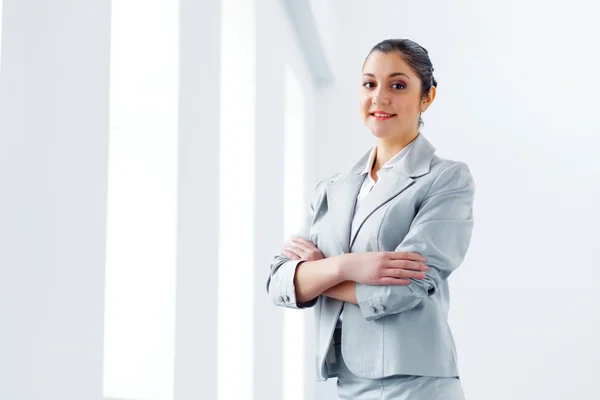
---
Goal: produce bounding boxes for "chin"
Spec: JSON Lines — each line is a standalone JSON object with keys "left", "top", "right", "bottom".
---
{"left": 367, "top": 125, "right": 397, "bottom": 139}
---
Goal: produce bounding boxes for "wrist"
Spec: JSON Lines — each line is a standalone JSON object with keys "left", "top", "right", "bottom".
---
{"left": 332, "top": 254, "right": 348, "bottom": 281}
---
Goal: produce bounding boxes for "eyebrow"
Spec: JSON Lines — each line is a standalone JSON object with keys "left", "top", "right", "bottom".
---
{"left": 363, "top": 72, "right": 411, "bottom": 80}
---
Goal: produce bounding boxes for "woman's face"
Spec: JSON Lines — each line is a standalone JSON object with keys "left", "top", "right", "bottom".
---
{"left": 360, "top": 50, "right": 432, "bottom": 140}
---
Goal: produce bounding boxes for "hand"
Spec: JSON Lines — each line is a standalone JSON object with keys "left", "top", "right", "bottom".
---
{"left": 282, "top": 237, "right": 325, "bottom": 262}
{"left": 339, "top": 251, "right": 429, "bottom": 286}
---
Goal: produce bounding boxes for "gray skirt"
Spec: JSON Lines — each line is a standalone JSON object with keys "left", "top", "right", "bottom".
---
{"left": 333, "top": 329, "right": 465, "bottom": 400}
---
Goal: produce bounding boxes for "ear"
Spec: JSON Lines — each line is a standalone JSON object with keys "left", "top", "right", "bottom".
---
{"left": 421, "top": 86, "right": 437, "bottom": 112}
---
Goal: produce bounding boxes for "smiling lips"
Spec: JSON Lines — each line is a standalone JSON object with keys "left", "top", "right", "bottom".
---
{"left": 370, "top": 111, "right": 396, "bottom": 120}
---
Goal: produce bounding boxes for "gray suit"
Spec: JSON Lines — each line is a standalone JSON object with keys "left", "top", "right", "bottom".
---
{"left": 266, "top": 133, "right": 475, "bottom": 382}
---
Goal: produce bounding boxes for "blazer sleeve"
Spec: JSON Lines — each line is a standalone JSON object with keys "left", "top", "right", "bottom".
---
{"left": 265, "top": 176, "right": 331, "bottom": 309}
{"left": 355, "top": 161, "right": 475, "bottom": 321}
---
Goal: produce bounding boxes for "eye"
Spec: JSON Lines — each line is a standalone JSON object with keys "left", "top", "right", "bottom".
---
{"left": 392, "top": 82, "right": 406, "bottom": 90}
{"left": 362, "top": 81, "right": 375, "bottom": 88}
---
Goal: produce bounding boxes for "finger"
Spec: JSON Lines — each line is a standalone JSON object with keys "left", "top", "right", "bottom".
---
{"left": 291, "top": 237, "right": 317, "bottom": 249}
{"left": 282, "top": 250, "right": 301, "bottom": 260}
{"left": 385, "top": 260, "right": 429, "bottom": 271}
{"left": 284, "top": 244, "right": 306, "bottom": 255}
{"left": 286, "top": 241, "right": 309, "bottom": 252}
{"left": 378, "top": 277, "right": 411, "bottom": 286}
{"left": 385, "top": 269, "right": 426, "bottom": 280}
{"left": 386, "top": 251, "right": 427, "bottom": 262}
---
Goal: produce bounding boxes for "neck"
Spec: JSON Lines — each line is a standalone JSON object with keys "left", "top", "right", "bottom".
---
{"left": 373, "top": 132, "right": 419, "bottom": 170}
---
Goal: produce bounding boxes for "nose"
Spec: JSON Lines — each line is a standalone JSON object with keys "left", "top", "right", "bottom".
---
{"left": 372, "top": 87, "right": 390, "bottom": 107}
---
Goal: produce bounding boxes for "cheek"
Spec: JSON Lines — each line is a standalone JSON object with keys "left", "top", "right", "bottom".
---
{"left": 360, "top": 98, "right": 371, "bottom": 115}
{"left": 397, "top": 94, "right": 421, "bottom": 111}
{"left": 391, "top": 100, "right": 418, "bottom": 118}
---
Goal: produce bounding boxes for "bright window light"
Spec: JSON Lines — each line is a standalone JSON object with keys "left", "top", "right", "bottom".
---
{"left": 217, "top": 0, "right": 256, "bottom": 399}
{"left": 103, "top": 0, "right": 179, "bottom": 399}
{"left": 0, "top": 0, "right": 3, "bottom": 73}
{"left": 282, "top": 64, "right": 307, "bottom": 400}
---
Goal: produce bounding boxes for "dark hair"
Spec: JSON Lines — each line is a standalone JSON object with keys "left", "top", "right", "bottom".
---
{"left": 363, "top": 39, "right": 437, "bottom": 128}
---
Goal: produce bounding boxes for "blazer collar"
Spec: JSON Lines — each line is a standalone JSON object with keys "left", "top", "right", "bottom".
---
{"left": 326, "top": 133, "right": 436, "bottom": 253}
{"left": 348, "top": 132, "right": 436, "bottom": 178}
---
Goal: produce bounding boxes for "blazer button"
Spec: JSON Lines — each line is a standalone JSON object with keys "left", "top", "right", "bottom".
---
{"left": 371, "top": 305, "right": 378, "bottom": 313}
{"left": 278, "top": 296, "right": 285, "bottom": 302}
{"left": 284, "top": 295, "right": 290, "bottom": 302}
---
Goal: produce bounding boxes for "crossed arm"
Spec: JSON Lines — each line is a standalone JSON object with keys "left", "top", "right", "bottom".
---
{"left": 266, "top": 162, "right": 475, "bottom": 320}
{"left": 322, "top": 280, "right": 358, "bottom": 304}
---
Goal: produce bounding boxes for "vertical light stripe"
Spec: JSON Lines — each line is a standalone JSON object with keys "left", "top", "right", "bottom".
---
{"left": 283, "top": 65, "right": 306, "bottom": 400}
{"left": 103, "top": 1, "right": 179, "bottom": 399}
{"left": 0, "top": 0, "right": 3, "bottom": 73}
{"left": 218, "top": 0, "right": 256, "bottom": 399}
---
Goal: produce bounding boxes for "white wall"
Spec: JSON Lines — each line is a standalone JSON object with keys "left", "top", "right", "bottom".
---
{"left": 0, "top": 0, "right": 321, "bottom": 399}
{"left": 0, "top": 1, "right": 110, "bottom": 399}
{"left": 310, "top": 1, "right": 600, "bottom": 399}
{"left": 175, "top": 0, "right": 221, "bottom": 399}
{"left": 255, "top": 2, "right": 321, "bottom": 399}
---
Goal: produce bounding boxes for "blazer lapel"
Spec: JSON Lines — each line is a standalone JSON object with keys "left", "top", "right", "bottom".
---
{"left": 349, "top": 170, "right": 414, "bottom": 249}
{"left": 326, "top": 174, "right": 366, "bottom": 254}
{"left": 347, "top": 133, "right": 437, "bottom": 250}
{"left": 324, "top": 133, "right": 437, "bottom": 254}
{"left": 325, "top": 149, "right": 371, "bottom": 254}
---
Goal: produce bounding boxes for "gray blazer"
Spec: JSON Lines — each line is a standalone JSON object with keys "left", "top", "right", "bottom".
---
{"left": 266, "top": 133, "right": 475, "bottom": 381}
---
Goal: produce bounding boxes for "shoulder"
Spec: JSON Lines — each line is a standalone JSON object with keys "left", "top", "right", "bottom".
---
{"left": 426, "top": 155, "right": 475, "bottom": 196}
{"left": 313, "top": 147, "right": 371, "bottom": 191}
{"left": 314, "top": 172, "right": 342, "bottom": 193}
{"left": 430, "top": 155, "right": 472, "bottom": 178}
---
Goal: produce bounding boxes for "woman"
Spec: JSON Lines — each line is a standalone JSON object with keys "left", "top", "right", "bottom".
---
{"left": 266, "top": 38, "right": 475, "bottom": 399}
